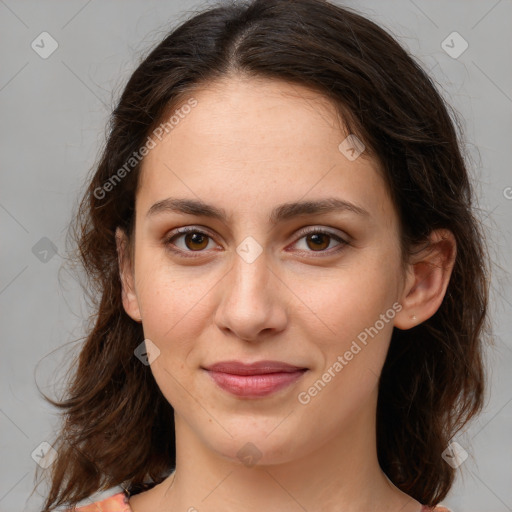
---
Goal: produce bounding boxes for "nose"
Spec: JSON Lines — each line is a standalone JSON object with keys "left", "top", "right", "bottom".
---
{"left": 214, "top": 247, "right": 288, "bottom": 342}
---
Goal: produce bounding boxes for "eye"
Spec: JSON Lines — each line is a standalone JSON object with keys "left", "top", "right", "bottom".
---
{"left": 163, "top": 226, "right": 349, "bottom": 258}
{"left": 290, "top": 227, "right": 349, "bottom": 255}
{"left": 163, "top": 227, "right": 218, "bottom": 257}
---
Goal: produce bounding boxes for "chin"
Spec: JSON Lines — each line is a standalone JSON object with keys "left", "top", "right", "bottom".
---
{"left": 201, "top": 425, "right": 309, "bottom": 467}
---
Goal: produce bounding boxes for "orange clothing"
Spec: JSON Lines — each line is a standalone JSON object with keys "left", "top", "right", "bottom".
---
{"left": 70, "top": 487, "right": 454, "bottom": 512}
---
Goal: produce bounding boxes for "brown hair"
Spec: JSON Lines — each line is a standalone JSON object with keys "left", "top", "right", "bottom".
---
{"left": 35, "top": 0, "right": 491, "bottom": 509}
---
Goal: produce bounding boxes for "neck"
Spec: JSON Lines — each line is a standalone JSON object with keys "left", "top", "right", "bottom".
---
{"left": 150, "top": 391, "right": 422, "bottom": 512}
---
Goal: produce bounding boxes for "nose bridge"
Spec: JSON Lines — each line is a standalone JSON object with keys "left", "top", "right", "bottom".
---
{"left": 229, "top": 230, "right": 270, "bottom": 293}
{"left": 215, "top": 237, "right": 287, "bottom": 340}
{"left": 228, "top": 241, "right": 271, "bottom": 310}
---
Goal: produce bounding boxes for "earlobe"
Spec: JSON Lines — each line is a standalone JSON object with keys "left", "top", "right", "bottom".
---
{"left": 115, "top": 227, "right": 142, "bottom": 323}
{"left": 394, "top": 229, "right": 456, "bottom": 330}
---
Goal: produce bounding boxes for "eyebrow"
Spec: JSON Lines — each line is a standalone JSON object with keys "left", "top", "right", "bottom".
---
{"left": 146, "top": 197, "right": 370, "bottom": 224}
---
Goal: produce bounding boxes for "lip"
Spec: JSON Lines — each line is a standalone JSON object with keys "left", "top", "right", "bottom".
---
{"left": 203, "top": 360, "right": 308, "bottom": 398}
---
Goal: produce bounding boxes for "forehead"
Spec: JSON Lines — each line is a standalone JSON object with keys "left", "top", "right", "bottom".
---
{"left": 136, "top": 77, "right": 393, "bottom": 224}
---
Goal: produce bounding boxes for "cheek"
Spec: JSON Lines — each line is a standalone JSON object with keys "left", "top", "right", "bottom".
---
{"left": 134, "top": 250, "right": 217, "bottom": 343}
{"left": 295, "top": 294, "right": 396, "bottom": 434}
{"left": 133, "top": 253, "right": 224, "bottom": 404}
{"left": 292, "top": 257, "right": 400, "bottom": 349}
{"left": 293, "top": 249, "right": 400, "bottom": 403}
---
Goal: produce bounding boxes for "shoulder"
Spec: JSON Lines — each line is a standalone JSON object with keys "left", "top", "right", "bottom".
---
{"left": 67, "top": 486, "right": 132, "bottom": 511}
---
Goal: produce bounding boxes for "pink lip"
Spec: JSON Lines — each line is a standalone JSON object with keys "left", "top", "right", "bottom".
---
{"left": 203, "top": 360, "right": 308, "bottom": 398}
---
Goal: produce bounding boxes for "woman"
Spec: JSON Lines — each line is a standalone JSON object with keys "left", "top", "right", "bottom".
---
{"left": 35, "top": 0, "right": 490, "bottom": 510}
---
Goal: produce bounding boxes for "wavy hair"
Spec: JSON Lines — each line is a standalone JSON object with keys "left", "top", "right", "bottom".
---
{"left": 35, "top": 0, "right": 491, "bottom": 509}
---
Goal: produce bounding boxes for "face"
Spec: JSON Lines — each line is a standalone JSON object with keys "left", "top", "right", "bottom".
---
{"left": 119, "top": 76, "right": 408, "bottom": 465}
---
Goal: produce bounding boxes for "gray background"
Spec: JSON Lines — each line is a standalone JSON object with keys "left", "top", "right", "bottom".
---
{"left": 1, "top": 1, "right": 511, "bottom": 511}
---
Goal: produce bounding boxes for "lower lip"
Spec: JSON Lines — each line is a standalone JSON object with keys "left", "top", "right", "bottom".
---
{"left": 205, "top": 369, "right": 307, "bottom": 398}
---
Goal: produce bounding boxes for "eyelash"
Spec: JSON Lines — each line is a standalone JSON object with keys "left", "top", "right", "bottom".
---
{"left": 162, "top": 226, "right": 350, "bottom": 258}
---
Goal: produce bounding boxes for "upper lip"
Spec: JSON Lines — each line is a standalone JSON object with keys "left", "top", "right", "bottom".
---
{"left": 203, "top": 360, "right": 307, "bottom": 375}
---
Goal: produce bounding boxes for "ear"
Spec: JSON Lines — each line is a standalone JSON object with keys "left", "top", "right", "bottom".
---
{"left": 394, "top": 228, "right": 456, "bottom": 330}
{"left": 115, "top": 227, "right": 142, "bottom": 323}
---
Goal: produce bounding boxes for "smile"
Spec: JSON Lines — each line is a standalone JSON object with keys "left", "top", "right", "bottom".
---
{"left": 202, "top": 360, "right": 309, "bottom": 398}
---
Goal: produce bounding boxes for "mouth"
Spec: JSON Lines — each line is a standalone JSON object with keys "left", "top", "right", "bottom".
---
{"left": 202, "top": 360, "right": 308, "bottom": 398}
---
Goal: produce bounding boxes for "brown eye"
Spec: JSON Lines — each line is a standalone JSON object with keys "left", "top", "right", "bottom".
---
{"left": 184, "top": 232, "right": 209, "bottom": 251}
{"left": 292, "top": 228, "right": 349, "bottom": 255}
{"left": 305, "top": 233, "right": 330, "bottom": 251}
{"left": 164, "top": 228, "right": 217, "bottom": 256}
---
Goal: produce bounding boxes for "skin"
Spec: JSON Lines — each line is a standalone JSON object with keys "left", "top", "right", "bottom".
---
{"left": 117, "top": 75, "right": 456, "bottom": 512}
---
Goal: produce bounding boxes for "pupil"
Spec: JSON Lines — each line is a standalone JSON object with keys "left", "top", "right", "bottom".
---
{"left": 308, "top": 233, "right": 329, "bottom": 250}
{"left": 186, "top": 232, "right": 207, "bottom": 250}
